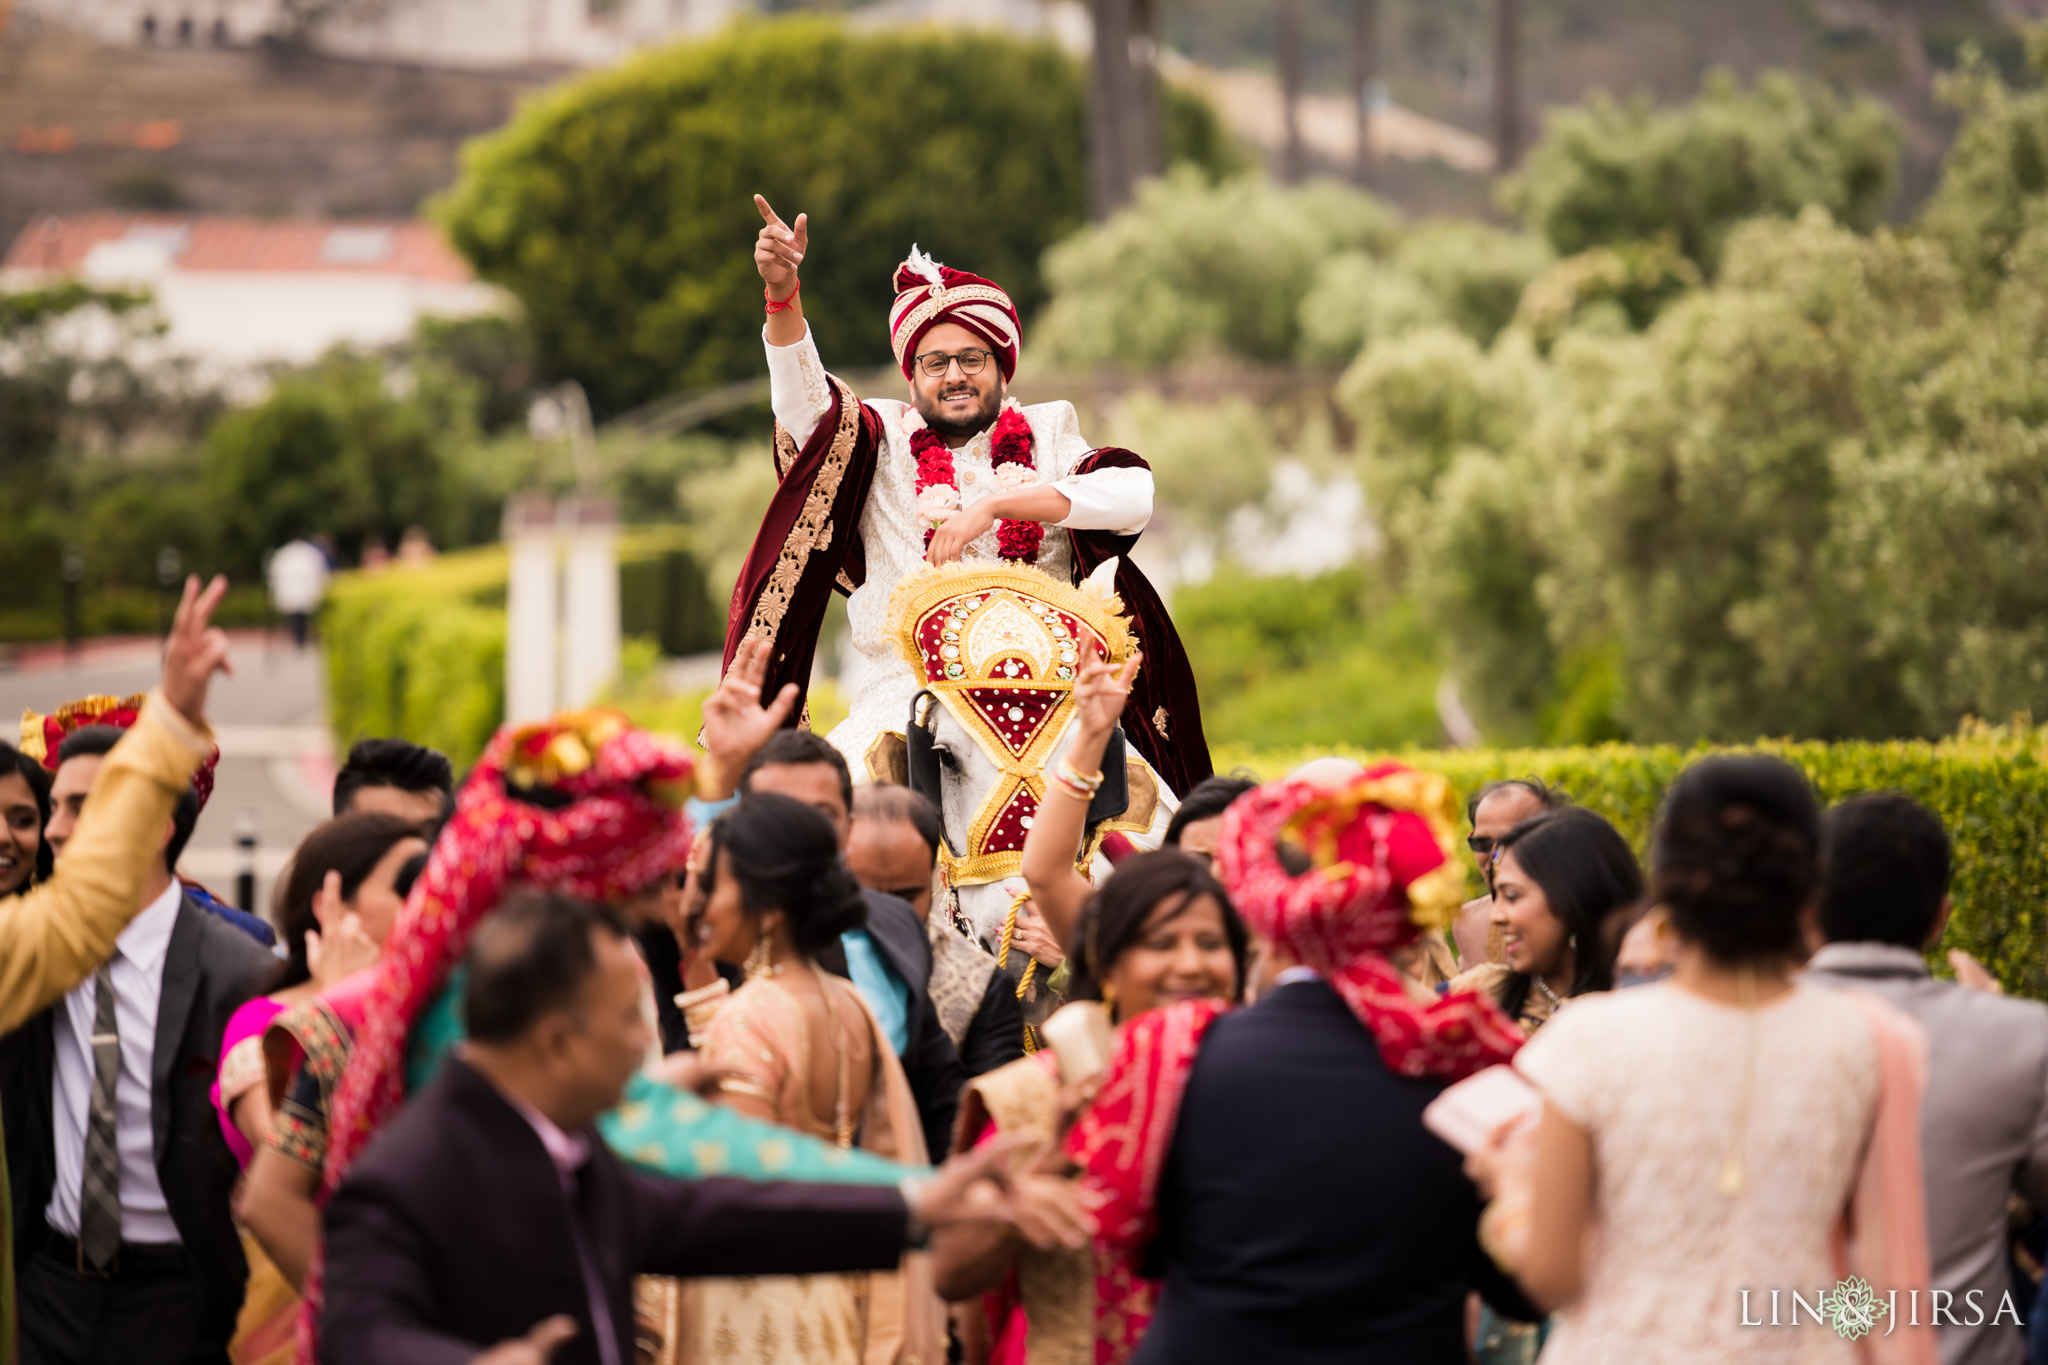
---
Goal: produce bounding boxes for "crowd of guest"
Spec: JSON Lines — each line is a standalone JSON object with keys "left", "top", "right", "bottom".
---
{"left": 2, "top": 585, "right": 2046, "bottom": 1365}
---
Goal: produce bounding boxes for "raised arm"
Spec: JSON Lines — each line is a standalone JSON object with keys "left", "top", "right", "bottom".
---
{"left": 755, "top": 194, "right": 834, "bottom": 449}
{"left": 0, "top": 575, "right": 230, "bottom": 1036}
{"left": 1020, "top": 649, "right": 1139, "bottom": 948}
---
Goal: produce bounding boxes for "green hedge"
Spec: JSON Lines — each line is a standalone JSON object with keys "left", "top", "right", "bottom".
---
{"left": 323, "top": 529, "right": 713, "bottom": 771}
{"left": 1218, "top": 728, "right": 2048, "bottom": 999}
{"left": 0, "top": 584, "right": 270, "bottom": 644}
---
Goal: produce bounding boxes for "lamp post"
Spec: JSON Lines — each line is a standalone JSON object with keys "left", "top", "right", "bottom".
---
{"left": 234, "top": 809, "right": 259, "bottom": 915}
{"left": 61, "top": 546, "right": 84, "bottom": 663}
{"left": 155, "top": 545, "right": 182, "bottom": 638}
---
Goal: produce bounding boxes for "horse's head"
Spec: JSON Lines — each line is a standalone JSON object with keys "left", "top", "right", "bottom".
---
{"left": 889, "top": 560, "right": 1171, "bottom": 945}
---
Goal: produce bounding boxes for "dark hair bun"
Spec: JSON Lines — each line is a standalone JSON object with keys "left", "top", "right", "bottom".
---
{"left": 789, "top": 858, "right": 869, "bottom": 958}
{"left": 1653, "top": 755, "right": 1821, "bottom": 964}
{"left": 713, "top": 791, "right": 869, "bottom": 959}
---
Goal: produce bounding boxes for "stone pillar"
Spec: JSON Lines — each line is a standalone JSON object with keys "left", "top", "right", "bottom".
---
{"left": 504, "top": 493, "right": 559, "bottom": 726}
{"left": 558, "top": 495, "right": 620, "bottom": 710}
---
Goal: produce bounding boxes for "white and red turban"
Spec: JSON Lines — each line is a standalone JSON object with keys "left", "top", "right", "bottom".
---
{"left": 889, "top": 245, "right": 1021, "bottom": 382}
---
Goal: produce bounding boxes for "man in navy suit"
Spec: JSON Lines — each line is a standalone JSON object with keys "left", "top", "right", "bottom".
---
{"left": 1132, "top": 763, "right": 1539, "bottom": 1365}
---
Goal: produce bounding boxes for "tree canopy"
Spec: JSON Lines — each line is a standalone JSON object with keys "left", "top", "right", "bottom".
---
{"left": 435, "top": 19, "right": 1235, "bottom": 416}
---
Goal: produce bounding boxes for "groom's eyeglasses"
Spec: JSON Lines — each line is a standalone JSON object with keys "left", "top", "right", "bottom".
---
{"left": 913, "top": 348, "right": 994, "bottom": 378}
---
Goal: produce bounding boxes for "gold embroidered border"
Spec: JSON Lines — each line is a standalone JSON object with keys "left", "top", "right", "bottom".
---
{"left": 887, "top": 563, "right": 1136, "bottom": 678}
{"left": 19, "top": 692, "right": 146, "bottom": 763}
{"left": 891, "top": 564, "right": 1140, "bottom": 887}
{"left": 749, "top": 376, "right": 860, "bottom": 646}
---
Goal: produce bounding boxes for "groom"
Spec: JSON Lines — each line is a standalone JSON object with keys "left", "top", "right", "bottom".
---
{"left": 722, "top": 196, "right": 1211, "bottom": 797}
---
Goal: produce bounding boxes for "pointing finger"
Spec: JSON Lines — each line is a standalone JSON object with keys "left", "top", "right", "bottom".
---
{"left": 753, "top": 194, "right": 785, "bottom": 231}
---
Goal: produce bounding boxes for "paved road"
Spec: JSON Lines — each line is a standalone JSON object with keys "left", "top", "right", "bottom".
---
{"left": 0, "top": 631, "right": 335, "bottom": 923}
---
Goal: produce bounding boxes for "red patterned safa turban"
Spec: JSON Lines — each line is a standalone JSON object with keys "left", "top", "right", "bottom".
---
{"left": 21, "top": 692, "right": 220, "bottom": 809}
{"left": 1216, "top": 762, "right": 1524, "bottom": 1081}
{"left": 889, "top": 245, "right": 1021, "bottom": 382}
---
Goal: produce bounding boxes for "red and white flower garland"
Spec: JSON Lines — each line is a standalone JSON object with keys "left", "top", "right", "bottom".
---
{"left": 907, "top": 402, "right": 1045, "bottom": 562}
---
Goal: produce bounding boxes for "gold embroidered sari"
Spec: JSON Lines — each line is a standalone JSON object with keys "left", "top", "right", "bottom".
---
{"left": 686, "top": 973, "right": 943, "bottom": 1365}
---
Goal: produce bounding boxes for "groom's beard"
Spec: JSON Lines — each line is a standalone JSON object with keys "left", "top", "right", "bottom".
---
{"left": 914, "top": 377, "right": 1004, "bottom": 441}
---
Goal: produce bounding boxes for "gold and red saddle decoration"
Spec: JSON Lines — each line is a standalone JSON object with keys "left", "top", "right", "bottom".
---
{"left": 21, "top": 692, "right": 220, "bottom": 809}
{"left": 892, "top": 561, "right": 1134, "bottom": 887}
{"left": 1217, "top": 763, "right": 1524, "bottom": 1081}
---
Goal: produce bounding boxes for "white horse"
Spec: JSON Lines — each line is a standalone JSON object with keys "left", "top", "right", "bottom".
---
{"left": 865, "top": 560, "right": 1176, "bottom": 951}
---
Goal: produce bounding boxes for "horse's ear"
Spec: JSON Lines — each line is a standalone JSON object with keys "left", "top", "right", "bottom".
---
{"left": 906, "top": 691, "right": 957, "bottom": 854}
{"left": 1086, "top": 728, "right": 1132, "bottom": 828}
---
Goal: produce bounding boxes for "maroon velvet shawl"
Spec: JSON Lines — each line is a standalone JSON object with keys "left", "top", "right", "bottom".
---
{"left": 721, "top": 380, "right": 1213, "bottom": 797}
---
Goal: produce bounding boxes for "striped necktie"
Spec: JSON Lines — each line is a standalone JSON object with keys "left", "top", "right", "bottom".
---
{"left": 79, "top": 959, "right": 123, "bottom": 1271}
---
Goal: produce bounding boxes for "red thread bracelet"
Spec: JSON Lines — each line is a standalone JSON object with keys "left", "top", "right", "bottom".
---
{"left": 765, "top": 280, "right": 800, "bottom": 314}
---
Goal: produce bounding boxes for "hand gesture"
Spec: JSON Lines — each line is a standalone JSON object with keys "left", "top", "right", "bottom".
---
{"left": 472, "top": 1315, "right": 578, "bottom": 1365}
{"left": 305, "top": 869, "right": 380, "bottom": 989}
{"left": 1462, "top": 1115, "right": 1537, "bottom": 1204}
{"left": 675, "top": 832, "right": 721, "bottom": 991}
{"left": 160, "top": 574, "right": 233, "bottom": 728}
{"left": 1007, "top": 897, "right": 1065, "bottom": 971}
{"left": 1949, "top": 948, "right": 2004, "bottom": 995}
{"left": 925, "top": 501, "right": 997, "bottom": 567}
{"left": 1071, "top": 647, "right": 1138, "bottom": 742}
{"left": 915, "top": 1138, "right": 1093, "bottom": 1251}
{"left": 700, "top": 632, "right": 798, "bottom": 799}
{"left": 753, "top": 195, "right": 807, "bottom": 299}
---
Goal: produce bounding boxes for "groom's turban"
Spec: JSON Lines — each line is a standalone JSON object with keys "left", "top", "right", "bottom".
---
{"left": 889, "top": 245, "right": 1021, "bottom": 382}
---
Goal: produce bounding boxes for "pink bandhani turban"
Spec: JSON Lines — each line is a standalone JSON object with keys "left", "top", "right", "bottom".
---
{"left": 889, "top": 245, "right": 1021, "bottom": 382}
{"left": 320, "top": 708, "right": 697, "bottom": 1199}
{"left": 1216, "top": 762, "right": 1524, "bottom": 1081}
{"left": 293, "top": 710, "right": 698, "bottom": 1362}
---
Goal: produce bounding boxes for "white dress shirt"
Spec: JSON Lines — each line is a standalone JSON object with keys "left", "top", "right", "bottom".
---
{"left": 763, "top": 324, "right": 1156, "bottom": 767}
{"left": 44, "top": 878, "right": 184, "bottom": 1245}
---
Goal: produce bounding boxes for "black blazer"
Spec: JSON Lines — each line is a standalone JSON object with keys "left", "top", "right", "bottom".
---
{"left": 0, "top": 891, "right": 274, "bottom": 1353}
{"left": 1130, "top": 980, "right": 1539, "bottom": 1365}
{"left": 319, "top": 1054, "right": 913, "bottom": 1365}
{"left": 816, "top": 890, "right": 964, "bottom": 1159}
{"left": 959, "top": 965, "right": 1026, "bottom": 1079}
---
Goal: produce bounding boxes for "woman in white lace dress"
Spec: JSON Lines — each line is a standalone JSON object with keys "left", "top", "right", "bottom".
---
{"left": 1495, "top": 755, "right": 1936, "bottom": 1365}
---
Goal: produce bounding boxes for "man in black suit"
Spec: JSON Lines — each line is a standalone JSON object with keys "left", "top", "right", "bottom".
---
{"left": 320, "top": 889, "right": 1087, "bottom": 1365}
{"left": 738, "top": 731, "right": 966, "bottom": 1157}
{"left": 2, "top": 726, "right": 275, "bottom": 1365}
{"left": 1131, "top": 967, "right": 1539, "bottom": 1365}
{"left": 847, "top": 783, "right": 1023, "bottom": 1078}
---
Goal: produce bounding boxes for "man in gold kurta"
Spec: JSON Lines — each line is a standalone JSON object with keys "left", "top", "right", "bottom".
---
{"left": 0, "top": 575, "right": 235, "bottom": 1359}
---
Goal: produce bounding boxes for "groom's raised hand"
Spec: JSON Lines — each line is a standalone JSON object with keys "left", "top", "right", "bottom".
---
{"left": 754, "top": 194, "right": 809, "bottom": 347}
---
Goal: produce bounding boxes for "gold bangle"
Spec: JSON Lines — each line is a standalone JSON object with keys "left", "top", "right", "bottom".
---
{"left": 1048, "top": 773, "right": 1094, "bottom": 800}
{"left": 1053, "top": 758, "right": 1103, "bottom": 794}
{"left": 674, "top": 979, "right": 730, "bottom": 1012}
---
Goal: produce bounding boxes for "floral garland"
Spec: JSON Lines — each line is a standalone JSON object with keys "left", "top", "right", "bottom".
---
{"left": 907, "top": 402, "right": 1046, "bottom": 562}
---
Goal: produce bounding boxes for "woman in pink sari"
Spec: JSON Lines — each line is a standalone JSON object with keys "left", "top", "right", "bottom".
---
{"left": 211, "top": 813, "right": 426, "bottom": 1365}
{"left": 933, "top": 849, "right": 1248, "bottom": 1365}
